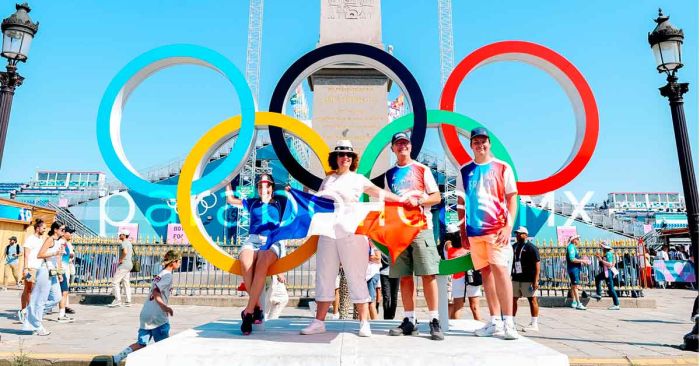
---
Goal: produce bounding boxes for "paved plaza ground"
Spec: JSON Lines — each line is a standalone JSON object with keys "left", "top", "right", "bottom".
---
{"left": 0, "top": 288, "right": 697, "bottom": 365}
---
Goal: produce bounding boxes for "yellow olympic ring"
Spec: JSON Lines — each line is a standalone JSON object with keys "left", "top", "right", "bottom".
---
{"left": 176, "top": 112, "right": 331, "bottom": 275}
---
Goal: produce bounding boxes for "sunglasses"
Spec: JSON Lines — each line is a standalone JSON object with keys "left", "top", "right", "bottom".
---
{"left": 336, "top": 152, "right": 354, "bottom": 158}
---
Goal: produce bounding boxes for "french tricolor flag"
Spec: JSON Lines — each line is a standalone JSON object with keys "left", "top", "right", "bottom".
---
{"left": 265, "top": 189, "right": 427, "bottom": 262}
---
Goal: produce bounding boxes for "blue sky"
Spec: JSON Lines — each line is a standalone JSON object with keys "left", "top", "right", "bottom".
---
{"left": 0, "top": 1, "right": 697, "bottom": 203}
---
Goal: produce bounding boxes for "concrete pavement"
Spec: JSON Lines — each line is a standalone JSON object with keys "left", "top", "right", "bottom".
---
{"left": 0, "top": 288, "right": 696, "bottom": 365}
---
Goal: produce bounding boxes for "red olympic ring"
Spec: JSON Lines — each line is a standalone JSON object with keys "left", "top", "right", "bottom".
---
{"left": 439, "top": 40, "right": 599, "bottom": 196}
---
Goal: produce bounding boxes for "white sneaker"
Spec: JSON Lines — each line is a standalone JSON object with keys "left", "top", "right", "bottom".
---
{"left": 503, "top": 322, "right": 520, "bottom": 340}
{"left": 107, "top": 300, "right": 122, "bottom": 308}
{"left": 330, "top": 313, "right": 340, "bottom": 320}
{"left": 474, "top": 321, "right": 504, "bottom": 337}
{"left": 576, "top": 303, "right": 587, "bottom": 310}
{"left": 358, "top": 321, "right": 372, "bottom": 337}
{"left": 570, "top": 301, "right": 578, "bottom": 308}
{"left": 300, "top": 319, "right": 326, "bottom": 335}
{"left": 56, "top": 315, "right": 75, "bottom": 323}
{"left": 113, "top": 347, "right": 134, "bottom": 365}
{"left": 608, "top": 305, "right": 620, "bottom": 310}
{"left": 17, "top": 309, "right": 26, "bottom": 323}
{"left": 524, "top": 323, "right": 539, "bottom": 332}
{"left": 34, "top": 327, "right": 51, "bottom": 336}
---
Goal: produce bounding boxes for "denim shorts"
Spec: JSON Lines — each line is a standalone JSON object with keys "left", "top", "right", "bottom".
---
{"left": 59, "top": 273, "right": 69, "bottom": 292}
{"left": 366, "top": 274, "right": 380, "bottom": 302}
{"left": 137, "top": 322, "right": 170, "bottom": 346}
{"left": 240, "top": 235, "right": 282, "bottom": 258}
{"left": 568, "top": 267, "right": 581, "bottom": 285}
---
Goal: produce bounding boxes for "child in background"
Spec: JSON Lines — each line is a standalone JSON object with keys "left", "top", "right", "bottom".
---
{"left": 112, "top": 250, "right": 182, "bottom": 365}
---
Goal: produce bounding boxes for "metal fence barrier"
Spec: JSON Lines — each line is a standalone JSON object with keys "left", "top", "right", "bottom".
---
{"left": 70, "top": 237, "right": 644, "bottom": 298}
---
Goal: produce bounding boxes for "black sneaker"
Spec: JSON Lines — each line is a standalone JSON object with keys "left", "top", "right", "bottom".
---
{"left": 241, "top": 311, "right": 254, "bottom": 335}
{"left": 388, "top": 317, "right": 419, "bottom": 336}
{"left": 65, "top": 307, "right": 75, "bottom": 315}
{"left": 253, "top": 306, "right": 264, "bottom": 325}
{"left": 429, "top": 318, "right": 445, "bottom": 340}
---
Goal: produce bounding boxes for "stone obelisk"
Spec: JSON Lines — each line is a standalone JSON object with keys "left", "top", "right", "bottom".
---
{"left": 310, "top": 0, "right": 390, "bottom": 177}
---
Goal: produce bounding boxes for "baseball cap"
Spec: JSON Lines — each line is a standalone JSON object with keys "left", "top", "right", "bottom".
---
{"left": 600, "top": 240, "right": 612, "bottom": 250}
{"left": 118, "top": 229, "right": 130, "bottom": 236}
{"left": 256, "top": 173, "right": 274, "bottom": 186}
{"left": 9, "top": 236, "right": 17, "bottom": 241}
{"left": 470, "top": 127, "right": 489, "bottom": 140}
{"left": 391, "top": 132, "right": 410, "bottom": 145}
{"left": 514, "top": 226, "right": 529, "bottom": 235}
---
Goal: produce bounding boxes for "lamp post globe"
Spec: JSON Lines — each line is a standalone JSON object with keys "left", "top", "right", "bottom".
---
{"left": 0, "top": 2, "right": 38, "bottom": 168}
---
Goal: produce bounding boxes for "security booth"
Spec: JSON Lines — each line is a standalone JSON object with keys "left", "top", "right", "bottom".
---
{"left": 0, "top": 198, "right": 56, "bottom": 262}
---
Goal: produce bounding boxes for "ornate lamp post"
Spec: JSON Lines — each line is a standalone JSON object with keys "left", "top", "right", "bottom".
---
{"left": 648, "top": 8, "right": 699, "bottom": 351}
{"left": 0, "top": 3, "right": 38, "bottom": 168}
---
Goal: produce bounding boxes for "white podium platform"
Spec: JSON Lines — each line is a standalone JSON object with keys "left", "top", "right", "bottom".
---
{"left": 126, "top": 318, "right": 569, "bottom": 366}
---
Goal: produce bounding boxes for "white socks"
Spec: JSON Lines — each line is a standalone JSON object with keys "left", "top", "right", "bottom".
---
{"left": 59, "top": 309, "right": 65, "bottom": 318}
{"left": 404, "top": 311, "right": 416, "bottom": 323}
{"left": 503, "top": 315, "right": 514, "bottom": 326}
{"left": 429, "top": 311, "right": 439, "bottom": 321}
{"left": 113, "top": 347, "right": 134, "bottom": 364}
{"left": 531, "top": 317, "right": 538, "bottom": 325}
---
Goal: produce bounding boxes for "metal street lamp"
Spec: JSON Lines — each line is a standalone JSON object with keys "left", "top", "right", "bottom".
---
{"left": 648, "top": 8, "right": 699, "bottom": 351}
{"left": 0, "top": 2, "right": 38, "bottom": 168}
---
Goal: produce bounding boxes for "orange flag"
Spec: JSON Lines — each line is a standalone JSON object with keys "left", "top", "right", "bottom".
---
{"left": 355, "top": 202, "right": 428, "bottom": 263}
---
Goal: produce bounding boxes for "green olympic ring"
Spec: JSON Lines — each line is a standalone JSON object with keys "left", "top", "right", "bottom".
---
{"left": 359, "top": 109, "right": 517, "bottom": 275}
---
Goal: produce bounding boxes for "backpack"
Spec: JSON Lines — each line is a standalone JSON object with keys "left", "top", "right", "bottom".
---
{"left": 130, "top": 247, "right": 141, "bottom": 273}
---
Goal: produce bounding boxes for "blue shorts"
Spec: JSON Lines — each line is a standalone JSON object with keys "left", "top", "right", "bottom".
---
{"left": 137, "top": 323, "right": 170, "bottom": 346}
{"left": 366, "top": 274, "right": 380, "bottom": 302}
{"left": 59, "top": 273, "right": 69, "bottom": 292}
{"left": 568, "top": 267, "right": 581, "bottom": 285}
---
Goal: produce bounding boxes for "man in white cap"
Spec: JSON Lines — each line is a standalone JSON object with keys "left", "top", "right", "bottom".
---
{"left": 511, "top": 226, "right": 541, "bottom": 331}
{"left": 108, "top": 229, "right": 134, "bottom": 307}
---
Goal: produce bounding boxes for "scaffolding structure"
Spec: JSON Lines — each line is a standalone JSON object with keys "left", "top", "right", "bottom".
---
{"left": 438, "top": 0, "right": 459, "bottom": 224}
{"left": 236, "top": 0, "right": 265, "bottom": 243}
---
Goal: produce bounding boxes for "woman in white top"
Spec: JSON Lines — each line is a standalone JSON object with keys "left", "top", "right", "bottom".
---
{"left": 22, "top": 221, "right": 65, "bottom": 336}
{"left": 300, "top": 140, "right": 412, "bottom": 337}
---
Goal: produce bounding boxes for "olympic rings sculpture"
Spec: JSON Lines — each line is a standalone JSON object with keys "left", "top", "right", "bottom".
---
{"left": 98, "top": 41, "right": 599, "bottom": 276}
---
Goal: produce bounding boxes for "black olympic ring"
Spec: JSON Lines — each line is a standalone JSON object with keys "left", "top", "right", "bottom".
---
{"left": 268, "top": 42, "right": 428, "bottom": 190}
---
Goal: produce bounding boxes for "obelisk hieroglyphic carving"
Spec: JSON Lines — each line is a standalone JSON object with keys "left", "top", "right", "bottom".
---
{"left": 310, "top": 0, "right": 390, "bottom": 178}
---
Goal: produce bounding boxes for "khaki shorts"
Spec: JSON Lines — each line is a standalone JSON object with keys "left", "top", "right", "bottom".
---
{"left": 512, "top": 281, "right": 536, "bottom": 298}
{"left": 468, "top": 233, "right": 514, "bottom": 270}
{"left": 389, "top": 230, "right": 440, "bottom": 278}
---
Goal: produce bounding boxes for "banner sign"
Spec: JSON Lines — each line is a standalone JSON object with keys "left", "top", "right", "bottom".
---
{"left": 0, "top": 204, "right": 32, "bottom": 222}
{"left": 653, "top": 260, "right": 696, "bottom": 283}
{"left": 167, "top": 223, "right": 188, "bottom": 244}
{"left": 556, "top": 226, "right": 578, "bottom": 246}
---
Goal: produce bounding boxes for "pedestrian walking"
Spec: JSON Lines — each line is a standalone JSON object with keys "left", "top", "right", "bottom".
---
{"left": 3, "top": 236, "right": 22, "bottom": 291}
{"left": 591, "top": 241, "right": 621, "bottom": 310}
{"left": 511, "top": 226, "right": 541, "bottom": 332}
{"left": 112, "top": 250, "right": 181, "bottom": 365}
{"left": 22, "top": 221, "right": 65, "bottom": 336}
{"left": 18, "top": 218, "right": 45, "bottom": 322}
{"left": 566, "top": 235, "right": 590, "bottom": 310}
{"left": 457, "top": 127, "right": 520, "bottom": 340}
{"left": 108, "top": 229, "right": 133, "bottom": 307}
{"left": 384, "top": 132, "right": 444, "bottom": 341}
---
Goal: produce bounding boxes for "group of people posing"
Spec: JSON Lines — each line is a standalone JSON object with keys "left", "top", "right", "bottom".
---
{"left": 225, "top": 127, "right": 527, "bottom": 341}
